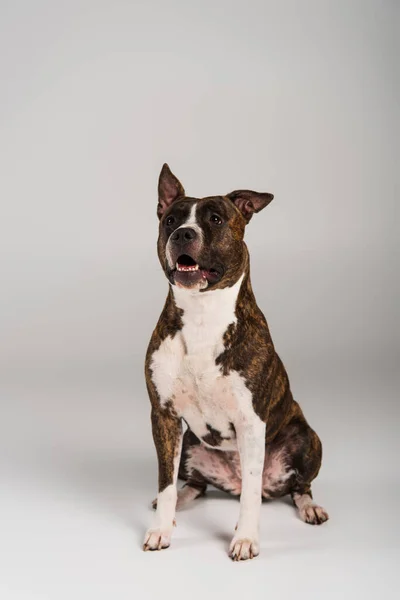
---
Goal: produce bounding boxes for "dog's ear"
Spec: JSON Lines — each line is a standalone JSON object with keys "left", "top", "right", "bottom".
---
{"left": 157, "top": 164, "right": 185, "bottom": 219}
{"left": 226, "top": 190, "right": 274, "bottom": 223}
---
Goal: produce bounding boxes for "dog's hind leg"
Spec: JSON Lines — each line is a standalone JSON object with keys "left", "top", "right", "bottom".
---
{"left": 177, "top": 469, "right": 207, "bottom": 509}
{"left": 265, "top": 402, "right": 329, "bottom": 525}
{"left": 290, "top": 425, "right": 329, "bottom": 525}
{"left": 289, "top": 424, "right": 329, "bottom": 525}
{"left": 291, "top": 488, "right": 329, "bottom": 525}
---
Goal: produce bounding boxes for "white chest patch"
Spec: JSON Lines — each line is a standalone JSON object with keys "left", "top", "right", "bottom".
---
{"left": 150, "top": 274, "right": 255, "bottom": 449}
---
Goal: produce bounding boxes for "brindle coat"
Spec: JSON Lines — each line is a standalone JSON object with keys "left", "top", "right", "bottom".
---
{"left": 144, "top": 165, "right": 328, "bottom": 558}
{"left": 146, "top": 268, "right": 322, "bottom": 499}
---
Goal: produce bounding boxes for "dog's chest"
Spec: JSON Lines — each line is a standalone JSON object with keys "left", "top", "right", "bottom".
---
{"left": 151, "top": 278, "right": 252, "bottom": 449}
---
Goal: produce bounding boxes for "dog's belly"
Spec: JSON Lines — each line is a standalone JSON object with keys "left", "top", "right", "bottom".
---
{"left": 172, "top": 355, "right": 238, "bottom": 450}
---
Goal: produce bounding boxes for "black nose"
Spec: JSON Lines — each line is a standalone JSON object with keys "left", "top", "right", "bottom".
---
{"left": 171, "top": 227, "right": 197, "bottom": 244}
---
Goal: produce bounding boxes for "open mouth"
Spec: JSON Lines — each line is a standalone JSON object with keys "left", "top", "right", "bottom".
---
{"left": 176, "top": 254, "right": 199, "bottom": 272}
{"left": 172, "top": 254, "right": 223, "bottom": 288}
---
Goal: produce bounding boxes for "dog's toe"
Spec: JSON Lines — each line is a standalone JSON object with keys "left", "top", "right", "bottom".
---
{"left": 143, "top": 528, "right": 172, "bottom": 551}
{"left": 300, "top": 504, "right": 329, "bottom": 525}
{"left": 229, "top": 537, "right": 259, "bottom": 561}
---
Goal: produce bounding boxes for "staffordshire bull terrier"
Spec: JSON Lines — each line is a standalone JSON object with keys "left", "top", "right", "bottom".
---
{"left": 143, "top": 164, "right": 329, "bottom": 560}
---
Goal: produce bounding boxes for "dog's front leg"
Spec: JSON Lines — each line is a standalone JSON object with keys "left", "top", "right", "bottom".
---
{"left": 230, "top": 416, "right": 266, "bottom": 561}
{"left": 143, "top": 406, "right": 182, "bottom": 551}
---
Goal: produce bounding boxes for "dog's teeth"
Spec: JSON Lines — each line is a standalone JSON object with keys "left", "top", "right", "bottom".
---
{"left": 176, "top": 263, "right": 199, "bottom": 272}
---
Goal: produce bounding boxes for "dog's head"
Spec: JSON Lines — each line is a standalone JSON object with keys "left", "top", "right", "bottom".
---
{"left": 156, "top": 164, "right": 274, "bottom": 292}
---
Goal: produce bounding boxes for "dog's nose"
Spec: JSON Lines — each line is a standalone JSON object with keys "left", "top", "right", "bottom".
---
{"left": 171, "top": 227, "right": 197, "bottom": 244}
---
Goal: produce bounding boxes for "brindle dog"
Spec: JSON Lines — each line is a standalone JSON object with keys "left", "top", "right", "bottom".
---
{"left": 143, "top": 164, "right": 329, "bottom": 560}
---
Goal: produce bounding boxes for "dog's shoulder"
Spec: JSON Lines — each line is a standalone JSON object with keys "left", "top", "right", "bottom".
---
{"left": 145, "top": 290, "right": 183, "bottom": 360}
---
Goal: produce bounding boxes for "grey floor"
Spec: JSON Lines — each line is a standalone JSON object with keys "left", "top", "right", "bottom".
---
{"left": 1, "top": 368, "right": 398, "bottom": 600}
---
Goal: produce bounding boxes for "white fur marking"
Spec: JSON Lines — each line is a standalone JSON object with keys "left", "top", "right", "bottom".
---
{"left": 150, "top": 275, "right": 246, "bottom": 438}
{"left": 230, "top": 416, "right": 265, "bottom": 558}
{"left": 184, "top": 203, "right": 201, "bottom": 230}
{"left": 151, "top": 335, "right": 185, "bottom": 404}
{"left": 166, "top": 203, "right": 203, "bottom": 268}
{"left": 150, "top": 275, "right": 253, "bottom": 451}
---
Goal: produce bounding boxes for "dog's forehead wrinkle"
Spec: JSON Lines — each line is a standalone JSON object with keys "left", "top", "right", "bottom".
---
{"left": 163, "top": 197, "right": 197, "bottom": 219}
{"left": 199, "top": 196, "right": 228, "bottom": 211}
{"left": 200, "top": 195, "right": 225, "bottom": 202}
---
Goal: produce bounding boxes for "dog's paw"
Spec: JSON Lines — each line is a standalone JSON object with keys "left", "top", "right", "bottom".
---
{"left": 299, "top": 503, "right": 329, "bottom": 525}
{"left": 229, "top": 536, "right": 259, "bottom": 561}
{"left": 143, "top": 528, "right": 172, "bottom": 551}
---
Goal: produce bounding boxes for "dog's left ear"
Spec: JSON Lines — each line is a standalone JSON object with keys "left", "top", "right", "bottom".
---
{"left": 227, "top": 190, "right": 274, "bottom": 223}
{"left": 157, "top": 164, "right": 185, "bottom": 219}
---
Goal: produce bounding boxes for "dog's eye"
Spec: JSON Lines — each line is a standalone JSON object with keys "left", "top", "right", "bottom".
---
{"left": 166, "top": 216, "right": 175, "bottom": 227}
{"left": 210, "top": 214, "right": 222, "bottom": 225}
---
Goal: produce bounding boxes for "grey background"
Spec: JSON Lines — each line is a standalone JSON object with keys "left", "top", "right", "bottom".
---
{"left": 0, "top": 1, "right": 398, "bottom": 598}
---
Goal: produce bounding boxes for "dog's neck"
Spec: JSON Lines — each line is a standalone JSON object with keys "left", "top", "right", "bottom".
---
{"left": 171, "top": 275, "right": 242, "bottom": 358}
{"left": 173, "top": 273, "right": 244, "bottom": 321}
{"left": 168, "top": 266, "right": 260, "bottom": 355}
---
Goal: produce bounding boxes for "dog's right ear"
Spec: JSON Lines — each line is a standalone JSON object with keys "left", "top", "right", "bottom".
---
{"left": 157, "top": 164, "right": 185, "bottom": 219}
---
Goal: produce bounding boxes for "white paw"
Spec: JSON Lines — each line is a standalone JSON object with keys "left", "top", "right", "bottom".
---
{"left": 229, "top": 536, "right": 260, "bottom": 561}
{"left": 143, "top": 528, "right": 172, "bottom": 551}
{"left": 299, "top": 503, "right": 329, "bottom": 525}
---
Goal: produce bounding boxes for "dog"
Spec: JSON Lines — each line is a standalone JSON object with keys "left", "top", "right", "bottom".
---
{"left": 143, "top": 164, "right": 329, "bottom": 560}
